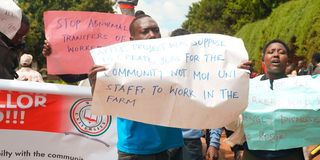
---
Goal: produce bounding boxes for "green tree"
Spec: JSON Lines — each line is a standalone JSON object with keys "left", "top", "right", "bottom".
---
{"left": 182, "top": 0, "right": 230, "bottom": 34}
{"left": 236, "top": 0, "right": 320, "bottom": 72}
{"left": 182, "top": 0, "right": 290, "bottom": 35}
{"left": 224, "top": 0, "right": 290, "bottom": 32}
{"left": 17, "top": 0, "right": 114, "bottom": 69}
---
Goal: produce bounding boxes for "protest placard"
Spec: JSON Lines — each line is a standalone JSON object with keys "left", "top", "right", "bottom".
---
{"left": 90, "top": 33, "right": 250, "bottom": 129}
{"left": 44, "top": 11, "right": 133, "bottom": 74}
{"left": 243, "top": 75, "right": 320, "bottom": 150}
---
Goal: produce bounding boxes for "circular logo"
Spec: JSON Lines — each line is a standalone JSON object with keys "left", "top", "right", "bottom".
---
{"left": 70, "top": 98, "right": 112, "bottom": 136}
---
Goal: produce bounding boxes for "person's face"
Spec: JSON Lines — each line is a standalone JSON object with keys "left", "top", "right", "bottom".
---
{"left": 263, "top": 42, "right": 288, "bottom": 75}
{"left": 297, "top": 60, "right": 305, "bottom": 68}
{"left": 11, "top": 23, "right": 29, "bottom": 45}
{"left": 130, "top": 17, "right": 161, "bottom": 40}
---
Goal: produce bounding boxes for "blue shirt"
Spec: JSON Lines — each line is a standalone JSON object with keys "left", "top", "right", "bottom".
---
{"left": 182, "top": 128, "right": 222, "bottom": 149}
{"left": 117, "top": 118, "right": 184, "bottom": 154}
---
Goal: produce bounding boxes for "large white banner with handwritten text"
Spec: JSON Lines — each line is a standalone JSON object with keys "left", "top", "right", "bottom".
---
{"left": 90, "top": 33, "right": 249, "bottom": 129}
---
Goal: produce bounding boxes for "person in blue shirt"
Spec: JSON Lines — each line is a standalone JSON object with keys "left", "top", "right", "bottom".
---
{"left": 89, "top": 17, "right": 253, "bottom": 160}
{"left": 169, "top": 28, "right": 222, "bottom": 160}
{"left": 89, "top": 14, "right": 184, "bottom": 160}
{"left": 183, "top": 129, "right": 222, "bottom": 160}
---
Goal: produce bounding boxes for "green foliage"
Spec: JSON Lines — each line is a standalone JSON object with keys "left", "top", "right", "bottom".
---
{"left": 236, "top": 0, "right": 320, "bottom": 72}
{"left": 224, "top": 0, "right": 290, "bottom": 32}
{"left": 183, "top": 0, "right": 230, "bottom": 34}
{"left": 17, "top": 0, "right": 114, "bottom": 69}
{"left": 182, "top": 0, "right": 290, "bottom": 35}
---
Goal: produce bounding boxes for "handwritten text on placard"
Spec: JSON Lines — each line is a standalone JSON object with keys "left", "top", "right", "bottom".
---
{"left": 91, "top": 34, "right": 249, "bottom": 129}
{"left": 243, "top": 75, "right": 320, "bottom": 150}
{"left": 44, "top": 11, "right": 133, "bottom": 74}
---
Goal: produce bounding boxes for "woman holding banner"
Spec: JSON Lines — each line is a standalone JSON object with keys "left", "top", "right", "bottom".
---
{"left": 241, "top": 39, "right": 305, "bottom": 160}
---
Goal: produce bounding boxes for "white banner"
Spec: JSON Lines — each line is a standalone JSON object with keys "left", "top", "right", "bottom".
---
{"left": 0, "top": 80, "right": 117, "bottom": 160}
{"left": 90, "top": 33, "right": 249, "bottom": 129}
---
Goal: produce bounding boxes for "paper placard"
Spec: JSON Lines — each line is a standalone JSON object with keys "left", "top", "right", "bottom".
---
{"left": 44, "top": 11, "right": 133, "bottom": 74}
{"left": 243, "top": 75, "right": 320, "bottom": 150}
{"left": 90, "top": 33, "right": 249, "bottom": 129}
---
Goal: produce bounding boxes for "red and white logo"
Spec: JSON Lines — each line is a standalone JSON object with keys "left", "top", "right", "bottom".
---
{"left": 70, "top": 98, "right": 112, "bottom": 136}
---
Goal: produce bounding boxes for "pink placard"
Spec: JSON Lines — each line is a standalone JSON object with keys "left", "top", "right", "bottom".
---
{"left": 44, "top": 11, "right": 133, "bottom": 74}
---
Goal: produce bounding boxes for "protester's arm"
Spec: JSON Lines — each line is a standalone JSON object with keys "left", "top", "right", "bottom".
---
{"left": 204, "top": 61, "right": 250, "bottom": 160}
{"left": 237, "top": 61, "right": 252, "bottom": 70}
{"left": 42, "top": 40, "right": 51, "bottom": 56}
{"left": 88, "top": 65, "right": 106, "bottom": 94}
{"left": 205, "top": 128, "right": 222, "bottom": 160}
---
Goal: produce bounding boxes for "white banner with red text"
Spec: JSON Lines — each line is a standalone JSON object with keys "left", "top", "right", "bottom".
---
{"left": 0, "top": 79, "right": 117, "bottom": 160}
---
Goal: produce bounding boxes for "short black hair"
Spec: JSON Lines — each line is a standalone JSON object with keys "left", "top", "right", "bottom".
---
{"left": 312, "top": 52, "right": 320, "bottom": 63}
{"left": 129, "top": 14, "right": 150, "bottom": 36}
{"left": 261, "top": 39, "right": 291, "bottom": 60}
{"left": 134, "top": 10, "right": 145, "bottom": 17}
{"left": 170, "top": 28, "right": 191, "bottom": 37}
